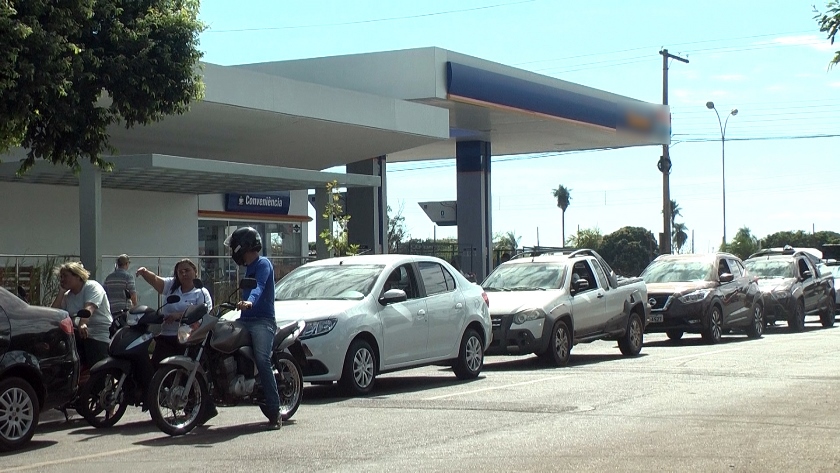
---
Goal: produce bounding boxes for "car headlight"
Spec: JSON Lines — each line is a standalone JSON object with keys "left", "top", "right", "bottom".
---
{"left": 677, "top": 289, "right": 711, "bottom": 304}
{"left": 513, "top": 309, "right": 546, "bottom": 325}
{"left": 301, "top": 318, "right": 337, "bottom": 339}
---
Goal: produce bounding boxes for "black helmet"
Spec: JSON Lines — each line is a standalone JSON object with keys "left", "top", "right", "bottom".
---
{"left": 224, "top": 227, "right": 262, "bottom": 266}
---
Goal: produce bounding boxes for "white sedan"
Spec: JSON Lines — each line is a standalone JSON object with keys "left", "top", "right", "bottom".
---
{"left": 228, "top": 254, "right": 491, "bottom": 396}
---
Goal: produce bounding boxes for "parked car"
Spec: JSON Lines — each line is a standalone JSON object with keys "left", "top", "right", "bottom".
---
{"left": 745, "top": 247, "right": 836, "bottom": 330}
{"left": 224, "top": 255, "right": 491, "bottom": 396}
{"left": 0, "top": 287, "right": 79, "bottom": 451}
{"left": 824, "top": 261, "right": 840, "bottom": 314}
{"left": 641, "top": 253, "right": 764, "bottom": 344}
{"left": 481, "top": 249, "right": 649, "bottom": 366}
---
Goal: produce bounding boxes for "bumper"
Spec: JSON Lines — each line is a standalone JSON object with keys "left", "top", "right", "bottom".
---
{"left": 762, "top": 293, "right": 794, "bottom": 321}
{"left": 299, "top": 331, "right": 346, "bottom": 382}
{"left": 644, "top": 297, "right": 710, "bottom": 334}
{"left": 486, "top": 315, "right": 546, "bottom": 356}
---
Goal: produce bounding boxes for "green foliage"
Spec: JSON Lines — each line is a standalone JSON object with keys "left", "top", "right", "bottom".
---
{"left": 721, "top": 227, "right": 760, "bottom": 260}
{"left": 552, "top": 184, "right": 572, "bottom": 245}
{"left": 493, "top": 230, "right": 520, "bottom": 252}
{"left": 387, "top": 203, "right": 408, "bottom": 253}
{"left": 815, "top": 1, "right": 840, "bottom": 67}
{"left": 672, "top": 222, "right": 688, "bottom": 254}
{"left": 319, "top": 180, "right": 359, "bottom": 257}
{"left": 567, "top": 227, "right": 603, "bottom": 251}
{"left": 0, "top": 0, "right": 206, "bottom": 174}
{"left": 599, "top": 226, "right": 658, "bottom": 277}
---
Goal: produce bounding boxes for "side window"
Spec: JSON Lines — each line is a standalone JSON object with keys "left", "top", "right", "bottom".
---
{"left": 797, "top": 258, "right": 811, "bottom": 278}
{"left": 590, "top": 259, "right": 610, "bottom": 291}
{"left": 717, "top": 259, "right": 732, "bottom": 279}
{"left": 571, "top": 261, "right": 598, "bottom": 292}
{"left": 418, "top": 261, "right": 454, "bottom": 296}
{"left": 727, "top": 259, "right": 743, "bottom": 278}
{"left": 383, "top": 264, "right": 421, "bottom": 299}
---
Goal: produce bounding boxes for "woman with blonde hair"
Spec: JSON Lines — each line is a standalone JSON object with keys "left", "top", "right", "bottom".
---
{"left": 52, "top": 262, "right": 112, "bottom": 368}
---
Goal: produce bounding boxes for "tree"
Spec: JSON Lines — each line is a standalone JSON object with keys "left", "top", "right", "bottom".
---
{"left": 672, "top": 222, "right": 688, "bottom": 254}
{"left": 0, "top": 0, "right": 206, "bottom": 174}
{"left": 666, "top": 199, "right": 682, "bottom": 226}
{"left": 387, "top": 203, "right": 408, "bottom": 253}
{"left": 598, "top": 226, "right": 659, "bottom": 277}
{"left": 567, "top": 227, "right": 603, "bottom": 251}
{"left": 319, "top": 180, "right": 359, "bottom": 257}
{"left": 552, "top": 185, "right": 572, "bottom": 245}
{"left": 493, "top": 230, "right": 520, "bottom": 252}
{"left": 722, "top": 227, "right": 760, "bottom": 260}
{"left": 815, "top": 1, "right": 840, "bottom": 67}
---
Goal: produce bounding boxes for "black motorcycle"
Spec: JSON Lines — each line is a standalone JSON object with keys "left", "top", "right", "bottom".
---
{"left": 147, "top": 278, "right": 306, "bottom": 436}
{"left": 76, "top": 295, "right": 179, "bottom": 427}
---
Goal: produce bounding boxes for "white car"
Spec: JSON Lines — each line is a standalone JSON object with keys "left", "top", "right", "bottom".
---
{"left": 226, "top": 254, "right": 491, "bottom": 395}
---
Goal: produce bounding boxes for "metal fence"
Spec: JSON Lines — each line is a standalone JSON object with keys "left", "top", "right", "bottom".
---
{"left": 0, "top": 254, "right": 313, "bottom": 308}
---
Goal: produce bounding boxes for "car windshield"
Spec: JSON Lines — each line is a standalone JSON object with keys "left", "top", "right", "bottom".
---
{"left": 745, "top": 259, "right": 795, "bottom": 278}
{"left": 641, "top": 259, "right": 713, "bottom": 283}
{"left": 482, "top": 263, "right": 567, "bottom": 291}
{"left": 275, "top": 264, "right": 384, "bottom": 300}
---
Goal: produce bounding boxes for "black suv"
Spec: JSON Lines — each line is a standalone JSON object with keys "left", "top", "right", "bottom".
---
{"left": 640, "top": 252, "right": 764, "bottom": 344}
{"left": 0, "top": 287, "right": 79, "bottom": 451}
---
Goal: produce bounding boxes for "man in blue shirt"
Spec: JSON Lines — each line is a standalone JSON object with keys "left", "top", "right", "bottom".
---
{"left": 224, "top": 227, "right": 281, "bottom": 430}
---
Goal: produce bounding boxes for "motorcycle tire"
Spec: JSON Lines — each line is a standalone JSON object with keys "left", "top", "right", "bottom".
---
{"left": 259, "top": 352, "right": 303, "bottom": 421}
{"left": 78, "top": 368, "right": 129, "bottom": 428}
{"left": 147, "top": 366, "right": 209, "bottom": 436}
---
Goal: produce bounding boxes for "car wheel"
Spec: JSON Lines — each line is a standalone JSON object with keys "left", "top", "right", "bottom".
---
{"left": 539, "top": 320, "right": 571, "bottom": 367}
{"left": 746, "top": 303, "right": 764, "bottom": 339}
{"left": 0, "top": 377, "right": 40, "bottom": 452}
{"left": 665, "top": 330, "right": 684, "bottom": 341}
{"left": 453, "top": 328, "right": 484, "bottom": 380}
{"left": 820, "top": 298, "right": 835, "bottom": 328}
{"left": 618, "top": 312, "right": 644, "bottom": 356}
{"left": 788, "top": 300, "right": 806, "bottom": 332}
{"left": 339, "top": 339, "right": 376, "bottom": 396}
{"left": 701, "top": 305, "right": 723, "bottom": 344}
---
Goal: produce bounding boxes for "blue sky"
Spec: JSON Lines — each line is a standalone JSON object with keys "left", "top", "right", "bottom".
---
{"left": 197, "top": 0, "right": 839, "bottom": 252}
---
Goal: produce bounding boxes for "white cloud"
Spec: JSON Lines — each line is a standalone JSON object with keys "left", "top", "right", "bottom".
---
{"left": 764, "top": 85, "right": 786, "bottom": 92}
{"left": 830, "top": 82, "right": 840, "bottom": 88}
{"left": 767, "top": 35, "right": 837, "bottom": 52}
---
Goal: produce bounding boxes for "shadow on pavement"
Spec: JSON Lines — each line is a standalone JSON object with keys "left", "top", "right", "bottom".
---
{"left": 134, "top": 419, "right": 297, "bottom": 448}
{"left": 301, "top": 373, "right": 484, "bottom": 404}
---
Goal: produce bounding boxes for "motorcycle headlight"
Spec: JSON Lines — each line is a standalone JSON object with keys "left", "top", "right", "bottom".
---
{"left": 301, "top": 318, "right": 337, "bottom": 339}
{"left": 177, "top": 325, "right": 192, "bottom": 344}
{"left": 513, "top": 309, "right": 546, "bottom": 325}
{"left": 678, "top": 290, "right": 711, "bottom": 304}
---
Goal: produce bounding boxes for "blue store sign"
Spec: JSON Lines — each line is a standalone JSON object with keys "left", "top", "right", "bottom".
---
{"left": 225, "top": 192, "right": 290, "bottom": 215}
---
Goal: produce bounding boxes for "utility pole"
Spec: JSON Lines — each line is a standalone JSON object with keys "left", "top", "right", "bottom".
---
{"left": 659, "top": 48, "right": 688, "bottom": 255}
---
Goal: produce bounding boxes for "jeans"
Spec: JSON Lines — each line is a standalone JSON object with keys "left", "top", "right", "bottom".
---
{"left": 239, "top": 317, "right": 279, "bottom": 417}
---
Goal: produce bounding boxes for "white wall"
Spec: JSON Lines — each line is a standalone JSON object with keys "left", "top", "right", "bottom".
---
{"left": 1, "top": 182, "right": 198, "bottom": 257}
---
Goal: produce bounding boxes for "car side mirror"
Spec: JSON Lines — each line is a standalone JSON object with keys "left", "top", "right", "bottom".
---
{"left": 801, "top": 270, "right": 812, "bottom": 280}
{"left": 379, "top": 288, "right": 408, "bottom": 306}
{"left": 719, "top": 273, "right": 734, "bottom": 283}
{"left": 240, "top": 278, "right": 257, "bottom": 290}
{"left": 573, "top": 279, "right": 590, "bottom": 292}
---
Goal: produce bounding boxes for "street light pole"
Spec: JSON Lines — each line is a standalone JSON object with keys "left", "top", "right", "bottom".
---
{"left": 705, "top": 101, "right": 738, "bottom": 246}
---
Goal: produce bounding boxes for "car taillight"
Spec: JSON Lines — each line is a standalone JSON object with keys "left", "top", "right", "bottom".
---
{"left": 482, "top": 292, "right": 489, "bottom": 307}
{"left": 59, "top": 316, "right": 74, "bottom": 335}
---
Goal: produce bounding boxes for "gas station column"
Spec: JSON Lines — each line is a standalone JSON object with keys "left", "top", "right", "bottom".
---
{"left": 346, "top": 156, "right": 387, "bottom": 254}
{"left": 456, "top": 141, "right": 492, "bottom": 281}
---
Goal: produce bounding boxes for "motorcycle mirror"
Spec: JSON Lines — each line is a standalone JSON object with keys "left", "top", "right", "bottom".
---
{"left": 193, "top": 278, "right": 204, "bottom": 289}
{"left": 239, "top": 278, "right": 257, "bottom": 290}
{"left": 76, "top": 309, "right": 92, "bottom": 318}
{"left": 166, "top": 294, "right": 181, "bottom": 304}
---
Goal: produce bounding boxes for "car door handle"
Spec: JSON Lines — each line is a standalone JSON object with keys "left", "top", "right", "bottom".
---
{"left": 455, "top": 303, "right": 463, "bottom": 309}
{"left": 417, "top": 309, "right": 426, "bottom": 319}
{"left": 597, "top": 293, "right": 605, "bottom": 298}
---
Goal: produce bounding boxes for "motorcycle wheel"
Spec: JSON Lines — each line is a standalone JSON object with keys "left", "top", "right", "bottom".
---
{"left": 147, "top": 366, "right": 208, "bottom": 436}
{"left": 259, "top": 352, "right": 303, "bottom": 421}
{"left": 78, "top": 368, "right": 129, "bottom": 428}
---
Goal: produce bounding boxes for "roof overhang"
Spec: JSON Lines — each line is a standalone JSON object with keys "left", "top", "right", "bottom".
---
{"left": 0, "top": 154, "right": 380, "bottom": 194}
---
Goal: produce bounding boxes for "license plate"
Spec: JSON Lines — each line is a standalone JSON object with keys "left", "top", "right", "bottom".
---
{"left": 650, "top": 313, "right": 663, "bottom": 323}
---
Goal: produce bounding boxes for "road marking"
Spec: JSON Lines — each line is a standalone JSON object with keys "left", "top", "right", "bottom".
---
{"left": 0, "top": 446, "right": 147, "bottom": 472}
{"left": 424, "top": 376, "right": 563, "bottom": 400}
{"left": 663, "top": 347, "right": 743, "bottom": 361}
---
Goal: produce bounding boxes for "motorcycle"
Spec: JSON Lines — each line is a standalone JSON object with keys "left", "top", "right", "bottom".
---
{"left": 75, "top": 295, "right": 180, "bottom": 427}
{"left": 147, "top": 278, "right": 305, "bottom": 436}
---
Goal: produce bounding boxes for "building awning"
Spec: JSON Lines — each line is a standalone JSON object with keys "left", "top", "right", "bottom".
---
{"left": 0, "top": 154, "right": 380, "bottom": 194}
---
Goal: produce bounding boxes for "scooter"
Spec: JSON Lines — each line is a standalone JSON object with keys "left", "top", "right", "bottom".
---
{"left": 147, "top": 278, "right": 306, "bottom": 436}
{"left": 75, "top": 295, "right": 180, "bottom": 428}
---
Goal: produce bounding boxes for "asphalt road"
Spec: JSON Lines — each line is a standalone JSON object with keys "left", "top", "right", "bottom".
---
{"left": 3, "top": 318, "right": 840, "bottom": 473}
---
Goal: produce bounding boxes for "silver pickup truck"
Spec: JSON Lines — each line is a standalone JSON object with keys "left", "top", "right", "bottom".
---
{"left": 482, "top": 249, "right": 650, "bottom": 366}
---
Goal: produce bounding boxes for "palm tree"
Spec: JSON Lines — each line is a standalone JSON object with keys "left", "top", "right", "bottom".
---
{"left": 672, "top": 222, "right": 688, "bottom": 253}
{"left": 552, "top": 185, "right": 572, "bottom": 245}
{"left": 504, "top": 230, "right": 520, "bottom": 253}
{"left": 669, "top": 199, "right": 682, "bottom": 227}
